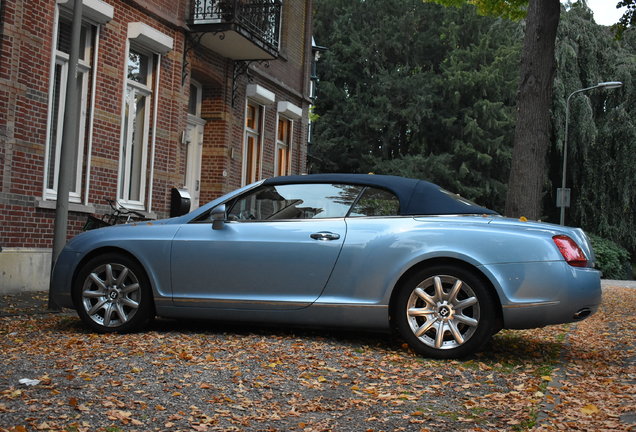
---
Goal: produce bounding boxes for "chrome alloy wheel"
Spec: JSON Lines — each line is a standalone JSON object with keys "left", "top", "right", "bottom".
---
{"left": 406, "top": 275, "right": 480, "bottom": 350}
{"left": 81, "top": 263, "right": 141, "bottom": 328}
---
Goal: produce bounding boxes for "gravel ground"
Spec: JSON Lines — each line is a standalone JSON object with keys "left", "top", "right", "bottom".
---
{"left": 0, "top": 282, "right": 634, "bottom": 431}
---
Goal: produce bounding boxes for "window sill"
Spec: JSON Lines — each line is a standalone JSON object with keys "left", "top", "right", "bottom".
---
{"left": 36, "top": 199, "right": 96, "bottom": 214}
{"left": 135, "top": 210, "right": 158, "bottom": 220}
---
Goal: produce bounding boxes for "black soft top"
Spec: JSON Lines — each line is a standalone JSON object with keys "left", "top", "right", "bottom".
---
{"left": 263, "top": 174, "right": 497, "bottom": 216}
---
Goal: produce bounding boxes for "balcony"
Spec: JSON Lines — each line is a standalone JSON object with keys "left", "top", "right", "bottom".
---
{"left": 189, "top": 0, "right": 281, "bottom": 60}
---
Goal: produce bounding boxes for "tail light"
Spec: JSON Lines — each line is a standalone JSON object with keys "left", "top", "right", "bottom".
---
{"left": 553, "top": 235, "right": 588, "bottom": 267}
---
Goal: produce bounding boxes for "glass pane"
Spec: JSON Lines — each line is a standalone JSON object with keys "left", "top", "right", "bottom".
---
{"left": 129, "top": 92, "right": 147, "bottom": 201}
{"left": 70, "top": 75, "right": 83, "bottom": 190}
{"left": 128, "top": 49, "right": 149, "bottom": 84}
{"left": 350, "top": 187, "right": 400, "bottom": 217}
{"left": 120, "top": 93, "right": 130, "bottom": 199}
{"left": 246, "top": 104, "right": 256, "bottom": 129}
{"left": 276, "top": 146, "right": 289, "bottom": 176}
{"left": 47, "top": 64, "right": 63, "bottom": 190}
{"left": 57, "top": 18, "right": 88, "bottom": 60}
{"left": 246, "top": 135, "right": 255, "bottom": 183}
{"left": 228, "top": 184, "right": 363, "bottom": 221}
{"left": 57, "top": 19, "right": 72, "bottom": 55}
{"left": 188, "top": 84, "right": 198, "bottom": 115}
{"left": 277, "top": 118, "right": 287, "bottom": 141}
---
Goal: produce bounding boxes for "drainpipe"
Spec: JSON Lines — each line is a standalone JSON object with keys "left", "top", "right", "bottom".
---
{"left": 49, "top": 0, "right": 83, "bottom": 309}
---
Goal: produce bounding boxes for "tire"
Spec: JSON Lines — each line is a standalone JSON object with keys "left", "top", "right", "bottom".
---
{"left": 394, "top": 265, "right": 496, "bottom": 359}
{"left": 72, "top": 253, "right": 154, "bottom": 333}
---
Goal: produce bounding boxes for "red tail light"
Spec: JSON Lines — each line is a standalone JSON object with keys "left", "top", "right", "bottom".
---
{"left": 553, "top": 235, "right": 588, "bottom": 267}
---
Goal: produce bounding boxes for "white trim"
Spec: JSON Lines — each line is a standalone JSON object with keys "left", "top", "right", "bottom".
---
{"left": 277, "top": 101, "right": 302, "bottom": 120}
{"left": 43, "top": 10, "right": 94, "bottom": 204}
{"left": 246, "top": 84, "right": 275, "bottom": 105}
{"left": 43, "top": 6, "right": 59, "bottom": 202}
{"left": 147, "top": 54, "right": 161, "bottom": 212}
{"left": 116, "top": 39, "right": 129, "bottom": 209}
{"left": 57, "top": 0, "right": 113, "bottom": 24}
{"left": 118, "top": 43, "right": 154, "bottom": 209}
{"left": 127, "top": 22, "right": 174, "bottom": 55}
{"left": 83, "top": 23, "right": 100, "bottom": 204}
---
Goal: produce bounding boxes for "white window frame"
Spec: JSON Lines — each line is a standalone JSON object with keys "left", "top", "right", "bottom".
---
{"left": 117, "top": 23, "right": 173, "bottom": 210}
{"left": 119, "top": 46, "right": 153, "bottom": 208}
{"left": 43, "top": 10, "right": 93, "bottom": 203}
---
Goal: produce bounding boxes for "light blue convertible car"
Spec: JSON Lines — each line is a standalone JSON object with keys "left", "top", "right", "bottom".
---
{"left": 51, "top": 174, "right": 602, "bottom": 358}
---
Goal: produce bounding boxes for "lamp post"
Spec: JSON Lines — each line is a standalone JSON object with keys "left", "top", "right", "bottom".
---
{"left": 559, "top": 81, "right": 622, "bottom": 226}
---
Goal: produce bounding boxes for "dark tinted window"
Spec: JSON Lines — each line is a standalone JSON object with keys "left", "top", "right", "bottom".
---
{"left": 349, "top": 187, "right": 399, "bottom": 217}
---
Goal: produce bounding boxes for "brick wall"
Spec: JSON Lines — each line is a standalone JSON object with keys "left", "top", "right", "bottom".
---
{"left": 0, "top": 0, "right": 312, "bottom": 254}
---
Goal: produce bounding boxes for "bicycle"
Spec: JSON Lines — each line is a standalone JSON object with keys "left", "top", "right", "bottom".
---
{"left": 83, "top": 199, "right": 148, "bottom": 231}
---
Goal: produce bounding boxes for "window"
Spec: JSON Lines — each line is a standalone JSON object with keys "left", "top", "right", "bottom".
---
{"left": 228, "top": 183, "right": 364, "bottom": 221}
{"left": 117, "top": 23, "right": 173, "bottom": 210}
{"left": 349, "top": 187, "right": 400, "bottom": 217}
{"left": 119, "top": 48, "right": 153, "bottom": 205}
{"left": 243, "top": 102, "right": 263, "bottom": 185}
{"left": 275, "top": 117, "right": 292, "bottom": 176}
{"left": 44, "top": 16, "right": 93, "bottom": 202}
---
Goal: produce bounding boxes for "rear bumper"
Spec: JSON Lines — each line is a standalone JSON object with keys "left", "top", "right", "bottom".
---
{"left": 481, "top": 262, "right": 602, "bottom": 329}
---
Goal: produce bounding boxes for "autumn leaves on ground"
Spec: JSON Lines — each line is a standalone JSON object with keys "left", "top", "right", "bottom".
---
{"left": 0, "top": 287, "right": 634, "bottom": 432}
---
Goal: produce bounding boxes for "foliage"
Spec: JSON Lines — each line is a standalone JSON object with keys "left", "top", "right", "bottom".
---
{"left": 549, "top": 6, "right": 636, "bottom": 254}
{"left": 312, "top": 0, "right": 636, "bottom": 252}
{"left": 428, "top": 0, "right": 527, "bottom": 21}
{"left": 1, "top": 287, "right": 636, "bottom": 430}
{"left": 312, "top": 0, "right": 520, "bottom": 211}
{"left": 588, "top": 233, "right": 632, "bottom": 280}
{"left": 614, "top": 0, "right": 636, "bottom": 38}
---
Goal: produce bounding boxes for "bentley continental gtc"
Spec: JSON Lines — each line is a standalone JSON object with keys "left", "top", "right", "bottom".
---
{"left": 50, "top": 174, "right": 602, "bottom": 358}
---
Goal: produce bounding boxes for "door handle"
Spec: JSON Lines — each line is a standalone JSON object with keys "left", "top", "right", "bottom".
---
{"left": 310, "top": 231, "right": 341, "bottom": 241}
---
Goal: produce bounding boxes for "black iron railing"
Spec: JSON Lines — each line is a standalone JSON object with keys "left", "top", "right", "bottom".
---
{"left": 190, "top": 0, "right": 281, "bottom": 49}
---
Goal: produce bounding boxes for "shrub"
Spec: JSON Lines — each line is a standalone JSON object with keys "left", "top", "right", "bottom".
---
{"left": 588, "top": 234, "right": 632, "bottom": 280}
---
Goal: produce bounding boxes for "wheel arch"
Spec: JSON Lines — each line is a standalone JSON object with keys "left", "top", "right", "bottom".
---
{"left": 72, "top": 246, "right": 156, "bottom": 315}
{"left": 388, "top": 257, "right": 503, "bottom": 331}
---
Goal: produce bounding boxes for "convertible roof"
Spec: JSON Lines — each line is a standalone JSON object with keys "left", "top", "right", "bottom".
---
{"left": 262, "top": 174, "right": 497, "bottom": 216}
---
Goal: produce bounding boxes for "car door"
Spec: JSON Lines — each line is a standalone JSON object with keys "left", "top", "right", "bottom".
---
{"left": 170, "top": 183, "right": 363, "bottom": 310}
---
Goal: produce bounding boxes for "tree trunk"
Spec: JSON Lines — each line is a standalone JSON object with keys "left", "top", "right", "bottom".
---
{"left": 504, "top": 0, "right": 560, "bottom": 220}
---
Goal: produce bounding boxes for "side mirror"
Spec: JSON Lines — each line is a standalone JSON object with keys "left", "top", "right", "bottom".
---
{"left": 211, "top": 204, "right": 226, "bottom": 230}
{"left": 170, "top": 188, "right": 191, "bottom": 217}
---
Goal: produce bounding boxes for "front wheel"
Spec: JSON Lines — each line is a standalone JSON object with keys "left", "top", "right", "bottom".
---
{"left": 73, "top": 253, "right": 154, "bottom": 333}
{"left": 394, "top": 265, "right": 496, "bottom": 359}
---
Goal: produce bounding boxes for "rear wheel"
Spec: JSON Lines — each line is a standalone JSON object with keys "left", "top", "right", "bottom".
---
{"left": 394, "top": 265, "right": 496, "bottom": 359}
{"left": 73, "top": 253, "right": 153, "bottom": 333}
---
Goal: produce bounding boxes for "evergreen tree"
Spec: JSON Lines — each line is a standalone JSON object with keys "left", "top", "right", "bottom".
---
{"left": 551, "top": 5, "right": 636, "bottom": 253}
{"left": 312, "top": 0, "right": 520, "bottom": 211}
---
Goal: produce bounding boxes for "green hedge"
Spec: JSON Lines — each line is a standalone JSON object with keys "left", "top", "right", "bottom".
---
{"left": 588, "top": 234, "right": 632, "bottom": 280}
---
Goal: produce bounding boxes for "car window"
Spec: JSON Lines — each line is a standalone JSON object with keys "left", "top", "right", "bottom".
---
{"left": 349, "top": 187, "right": 400, "bottom": 217}
{"left": 227, "top": 183, "right": 364, "bottom": 221}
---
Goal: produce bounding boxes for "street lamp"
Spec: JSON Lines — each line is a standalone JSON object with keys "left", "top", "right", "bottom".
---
{"left": 558, "top": 81, "right": 623, "bottom": 225}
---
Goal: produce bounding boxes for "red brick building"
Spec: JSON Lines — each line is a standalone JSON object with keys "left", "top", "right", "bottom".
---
{"left": 0, "top": 0, "right": 314, "bottom": 292}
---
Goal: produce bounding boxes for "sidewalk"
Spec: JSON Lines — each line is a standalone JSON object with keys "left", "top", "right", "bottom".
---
{"left": 1, "top": 280, "right": 634, "bottom": 317}
{"left": 0, "top": 291, "right": 64, "bottom": 317}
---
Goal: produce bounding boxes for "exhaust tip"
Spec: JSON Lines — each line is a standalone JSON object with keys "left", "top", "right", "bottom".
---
{"left": 573, "top": 308, "right": 591, "bottom": 320}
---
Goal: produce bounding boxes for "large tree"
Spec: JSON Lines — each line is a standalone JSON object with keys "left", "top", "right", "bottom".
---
{"left": 312, "top": 0, "right": 520, "bottom": 211}
{"left": 504, "top": 0, "right": 560, "bottom": 219}
{"left": 433, "top": 0, "right": 632, "bottom": 219}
